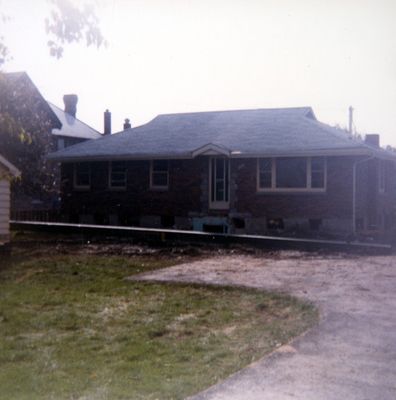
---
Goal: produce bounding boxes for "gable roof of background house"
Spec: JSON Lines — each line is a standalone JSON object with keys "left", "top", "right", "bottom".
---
{"left": 48, "top": 107, "right": 396, "bottom": 161}
{"left": 48, "top": 102, "right": 102, "bottom": 140}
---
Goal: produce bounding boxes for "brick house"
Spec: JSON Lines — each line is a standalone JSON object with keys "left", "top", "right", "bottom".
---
{"left": 48, "top": 94, "right": 102, "bottom": 150}
{"left": 49, "top": 107, "right": 396, "bottom": 239}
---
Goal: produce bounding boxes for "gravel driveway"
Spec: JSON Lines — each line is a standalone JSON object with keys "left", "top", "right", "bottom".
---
{"left": 134, "top": 251, "right": 396, "bottom": 400}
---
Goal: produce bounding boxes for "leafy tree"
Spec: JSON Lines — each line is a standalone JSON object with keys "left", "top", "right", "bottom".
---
{"left": 0, "top": 0, "right": 105, "bottom": 210}
{"left": 0, "top": 0, "right": 106, "bottom": 66}
{"left": 0, "top": 72, "right": 61, "bottom": 208}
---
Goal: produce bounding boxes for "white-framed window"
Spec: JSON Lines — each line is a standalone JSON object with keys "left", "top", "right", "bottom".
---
{"left": 109, "top": 161, "right": 127, "bottom": 189}
{"left": 209, "top": 157, "right": 230, "bottom": 209}
{"left": 257, "top": 157, "right": 326, "bottom": 192}
{"left": 379, "top": 160, "right": 386, "bottom": 193}
{"left": 310, "top": 157, "right": 326, "bottom": 188}
{"left": 150, "top": 160, "right": 169, "bottom": 189}
{"left": 73, "top": 162, "right": 91, "bottom": 189}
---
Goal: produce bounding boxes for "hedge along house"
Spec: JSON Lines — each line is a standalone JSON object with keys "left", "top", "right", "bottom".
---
{"left": 0, "top": 155, "right": 20, "bottom": 244}
{"left": 49, "top": 107, "right": 396, "bottom": 239}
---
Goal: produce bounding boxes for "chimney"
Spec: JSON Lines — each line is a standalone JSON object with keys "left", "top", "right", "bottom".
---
{"left": 123, "top": 118, "right": 131, "bottom": 130}
{"left": 348, "top": 105, "right": 354, "bottom": 134}
{"left": 365, "top": 134, "right": 380, "bottom": 147}
{"left": 63, "top": 94, "right": 78, "bottom": 117}
{"left": 104, "top": 109, "right": 111, "bottom": 135}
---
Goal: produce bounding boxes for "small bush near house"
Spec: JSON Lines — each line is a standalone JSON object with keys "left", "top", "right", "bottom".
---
{"left": 0, "top": 237, "right": 317, "bottom": 400}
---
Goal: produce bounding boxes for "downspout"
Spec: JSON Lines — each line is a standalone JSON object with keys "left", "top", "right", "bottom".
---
{"left": 352, "top": 154, "right": 375, "bottom": 235}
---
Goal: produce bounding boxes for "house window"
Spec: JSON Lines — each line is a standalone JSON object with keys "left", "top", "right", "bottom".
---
{"left": 276, "top": 157, "right": 307, "bottom": 188}
{"left": 74, "top": 163, "right": 91, "bottom": 189}
{"left": 311, "top": 157, "right": 326, "bottom": 188}
{"left": 379, "top": 161, "right": 386, "bottom": 193}
{"left": 150, "top": 160, "right": 169, "bottom": 189}
{"left": 258, "top": 158, "right": 273, "bottom": 188}
{"left": 257, "top": 157, "right": 326, "bottom": 192}
{"left": 109, "top": 161, "right": 127, "bottom": 189}
{"left": 209, "top": 157, "right": 230, "bottom": 209}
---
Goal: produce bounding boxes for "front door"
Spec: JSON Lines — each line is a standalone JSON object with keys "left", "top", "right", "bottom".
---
{"left": 209, "top": 157, "right": 230, "bottom": 210}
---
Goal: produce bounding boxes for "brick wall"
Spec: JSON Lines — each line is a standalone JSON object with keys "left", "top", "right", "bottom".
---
{"left": 356, "top": 158, "right": 396, "bottom": 233}
{"left": 61, "top": 158, "right": 205, "bottom": 224}
{"left": 60, "top": 155, "right": 396, "bottom": 236}
{"left": 233, "top": 157, "right": 355, "bottom": 219}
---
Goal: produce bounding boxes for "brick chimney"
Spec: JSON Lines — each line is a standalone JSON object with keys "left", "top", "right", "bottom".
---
{"left": 123, "top": 118, "right": 131, "bottom": 130}
{"left": 365, "top": 134, "right": 380, "bottom": 147}
{"left": 63, "top": 94, "right": 78, "bottom": 117}
{"left": 104, "top": 109, "right": 111, "bottom": 135}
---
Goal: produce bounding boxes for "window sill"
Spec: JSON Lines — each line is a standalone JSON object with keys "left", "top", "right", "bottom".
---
{"left": 209, "top": 202, "right": 230, "bottom": 210}
{"left": 73, "top": 186, "right": 91, "bottom": 191}
{"left": 150, "top": 186, "right": 169, "bottom": 191}
{"left": 257, "top": 188, "right": 326, "bottom": 194}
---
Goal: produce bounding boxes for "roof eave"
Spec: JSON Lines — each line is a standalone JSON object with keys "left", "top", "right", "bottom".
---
{"left": 51, "top": 130, "right": 102, "bottom": 140}
{"left": 48, "top": 147, "right": 385, "bottom": 163}
{"left": 0, "top": 155, "right": 21, "bottom": 177}
{"left": 47, "top": 152, "right": 193, "bottom": 162}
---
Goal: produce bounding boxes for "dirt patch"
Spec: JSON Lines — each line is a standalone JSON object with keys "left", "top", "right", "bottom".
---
{"left": 133, "top": 251, "right": 396, "bottom": 400}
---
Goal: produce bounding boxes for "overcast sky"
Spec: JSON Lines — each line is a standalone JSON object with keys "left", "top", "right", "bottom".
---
{"left": 2, "top": 0, "right": 396, "bottom": 146}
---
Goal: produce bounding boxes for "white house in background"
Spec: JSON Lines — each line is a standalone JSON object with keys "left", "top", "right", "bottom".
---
{"left": 48, "top": 94, "right": 102, "bottom": 150}
{"left": 0, "top": 155, "right": 21, "bottom": 244}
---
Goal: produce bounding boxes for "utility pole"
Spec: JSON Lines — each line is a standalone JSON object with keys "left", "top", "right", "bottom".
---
{"left": 349, "top": 106, "right": 354, "bottom": 134}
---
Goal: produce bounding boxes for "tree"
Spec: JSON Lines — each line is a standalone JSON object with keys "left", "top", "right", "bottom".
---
{"left": 0, "top": 72, "right": 62, "bottom": 209}
{"left": 0, "top": 0, "right": 105, "bottom": 210}
{"left": 0, "top": 0, "right": 106, "bottom": 66}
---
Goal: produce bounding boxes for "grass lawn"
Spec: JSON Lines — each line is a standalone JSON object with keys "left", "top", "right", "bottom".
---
{"left": 0, "top": 239, "right": 318, "bottom": 399}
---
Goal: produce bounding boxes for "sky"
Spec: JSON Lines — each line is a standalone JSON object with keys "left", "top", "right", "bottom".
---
{"left": 1, "top": 0, "right": 396, "bottom": 146}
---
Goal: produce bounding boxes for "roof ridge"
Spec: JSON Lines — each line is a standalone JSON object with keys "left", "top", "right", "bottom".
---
{"left": 156, "top": 106, "right": 314, "bottom": 118}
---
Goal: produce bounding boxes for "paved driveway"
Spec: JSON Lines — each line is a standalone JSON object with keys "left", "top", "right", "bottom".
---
{"left": 135, "top": 252, "right": 396, "bottom": 400}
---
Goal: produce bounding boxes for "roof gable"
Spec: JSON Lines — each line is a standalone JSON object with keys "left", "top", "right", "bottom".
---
{"left": 48, "top": 103, "right": 101, "bottom": 140}
{"left": 192, "top": 143, "right": 231, "bottom": 157}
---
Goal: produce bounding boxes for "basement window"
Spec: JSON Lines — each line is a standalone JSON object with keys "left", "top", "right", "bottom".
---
{"left": 150, "top": 160, "right": 169, "bottom": 189}
{"left": 109, "top": 161, "right": 127, "bottom": 189}
{"left": 74, "top": 163, "right": 91, "bottom": 189}
{"left": 232, "top": 217, "right": 245, "bottom": 229}
{"left": 203, "top": 224, "right": 227, "bottom": 234}
{"left": 258, "top": 157, "right": 326, "bottom": 192}
{"left": 267, "top": 218, "right": 284, "bottom": 230}
{"left": 161, "top": 215, "right": 175, "bottom": 228}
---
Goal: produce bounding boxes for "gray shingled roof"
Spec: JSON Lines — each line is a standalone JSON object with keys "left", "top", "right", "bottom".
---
{"left": 48, "top": 103, "right": 102, "bottom": 140}
{"left": 48, "top": 107, "right": 395, "bottom": 161}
